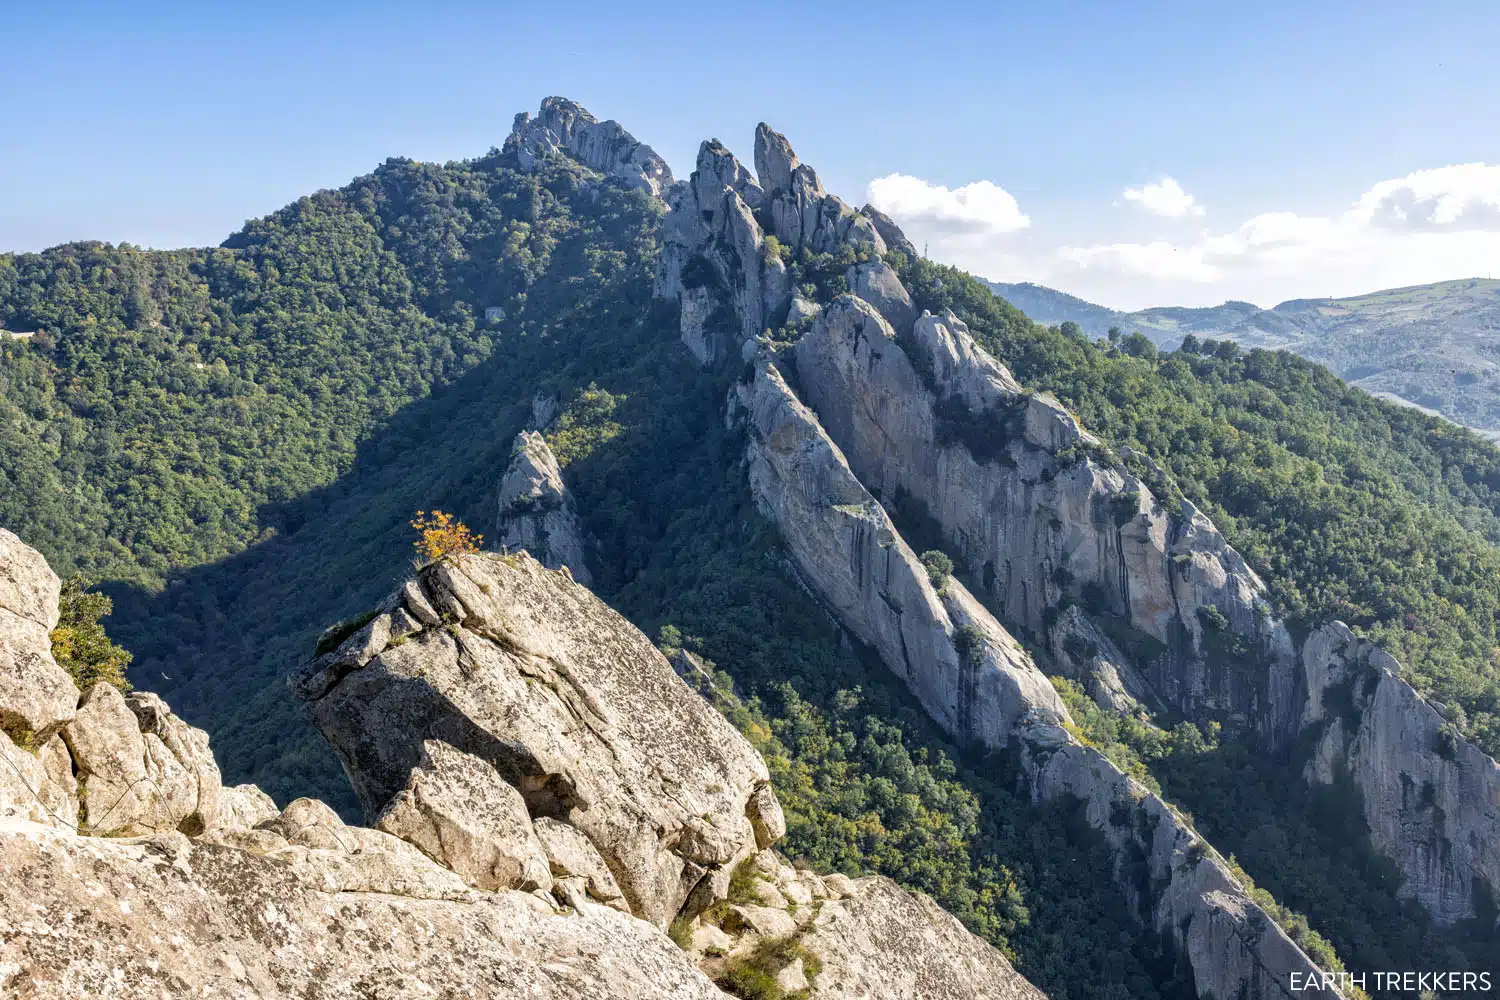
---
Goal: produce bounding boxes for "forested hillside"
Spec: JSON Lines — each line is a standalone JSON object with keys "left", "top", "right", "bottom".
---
{"left": 3, "top": 124, "right": 1499, "bottom": 996}
{"left": 988, "top": 277, "right": 1500, "bottom": 435}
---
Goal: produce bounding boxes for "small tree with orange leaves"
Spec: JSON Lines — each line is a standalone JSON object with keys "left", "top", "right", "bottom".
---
{"left": 410, "top": 510, "right": 483, "bottom": 562}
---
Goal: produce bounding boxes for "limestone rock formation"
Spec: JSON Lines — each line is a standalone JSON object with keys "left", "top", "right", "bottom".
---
{"left": 294, "top": 550, "right": 780, "bottom": 926}
{"left": 729, "top": 345, "right": 1337, "bottom": 998}
{"left": 728, "top": 354, "right": 1069, "bottom": 749}
{"left": 0, "top": 820, "right": 730, "bottom": 1000}
{"left": 496, "top": 428, "right": 593, "bottom": 586}
{"left": 61, "top": 682, "right": 219, "bottom": 836}
{"left": 216, "top": 781, "right": 279, "bottom": 830}
{"left": 654, "top": 122, "right": 886, "bottom": 366}
{"left": 1300, "top": 622, "right": 1500, "bottom": 926}
{"left": 374, "top": 737, "right": 553, "bottom": 892}
{"left": 0, "top": 527, "right": 77, "bottom": 742}
{"left": 772, "top": 253, "right": 1499, "bottom": 928}
{"left": 861, "top": 204, "right": 921, "bottom": 260}
{"left": 1047, "top": 604, "right": 1157, "bottom": 716}
{"left": 791, "top": 294, "right": 1298, "bottom": 737}
{"left": 534, "top": 814, "right": 630, "bottom": 911}
{"left": 506, "top": 96, "right": 674, "bottom": 198}
{"left": 675, "top": 849, "right": 1045, "bottom": 1000}
{"left": 2, "top": 527, "right": 1048, "bottom": 998}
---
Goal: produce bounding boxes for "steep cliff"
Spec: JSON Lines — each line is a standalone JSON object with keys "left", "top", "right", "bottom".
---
{"left": 495, "top": 429, "right": 594, "bottom": 586}
{"left": 663, "top": 117, "right": 1499, "bottom": 940}
{"left": 730, "top": 350, "right": 1338, "bottom": 1000}
{"left": 505, "top": 95, "right": 674, "bottom": 199}
{"left": 0, "top": 529, "right": 1047, "bottom": 998}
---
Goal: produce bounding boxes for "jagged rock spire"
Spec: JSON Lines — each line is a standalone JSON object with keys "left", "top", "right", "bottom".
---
{"left": 505, "top": 96, "right": 674, "bottom": 199}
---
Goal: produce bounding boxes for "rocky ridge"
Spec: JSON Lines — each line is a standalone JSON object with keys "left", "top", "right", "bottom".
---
{"left": 1, "top": 525, "right": 1044, "bottom": 998}
{"left": 505, "top": 96, "right": 674, "bottom": 199}
{"left": 639, "top": 110, "right": 1496, "bottom": 994}
{"left": 657, "top": 117, "right": 1500, "bottom": 940}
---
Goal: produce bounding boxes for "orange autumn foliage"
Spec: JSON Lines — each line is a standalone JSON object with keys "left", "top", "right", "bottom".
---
{"left": 410, "top": 510, "right": 483, "bottom": 562}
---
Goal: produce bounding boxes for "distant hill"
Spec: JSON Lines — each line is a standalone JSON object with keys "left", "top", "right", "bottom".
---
{"left": 988, "top": 278, "right": 1500, "bottom": 433}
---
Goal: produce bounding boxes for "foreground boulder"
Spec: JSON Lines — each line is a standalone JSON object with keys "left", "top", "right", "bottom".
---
{"left": 0, "top": 821, "right": 727, "bottom": 1000}
{"left": 3, "top": 523, "right": 1050, "bottom": 998}
{"left": 294, "top": 550, "right": 783, "bottom": 926}
{"left": 675, "top": 850, "right": 1044, "bottom": 1000}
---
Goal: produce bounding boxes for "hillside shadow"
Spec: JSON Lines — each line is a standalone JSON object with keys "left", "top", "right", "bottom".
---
{"left": 101, "top": 313, "right": 660, "bottom": 811}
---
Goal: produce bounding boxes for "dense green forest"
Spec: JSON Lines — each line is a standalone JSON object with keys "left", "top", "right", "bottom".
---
{"left": 3, "top": 142, "right": 1499, "bottom": 996}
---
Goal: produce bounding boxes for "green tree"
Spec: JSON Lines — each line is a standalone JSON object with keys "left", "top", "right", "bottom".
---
{"left": 50, "top": 574, "right": 132, "bottom": 691}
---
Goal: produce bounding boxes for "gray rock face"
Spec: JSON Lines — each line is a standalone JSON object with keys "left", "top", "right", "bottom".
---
{"left": 125, "top": 689, "right": 222, "bottom": 835}
{"left": 1, "top": 731, "right": 72, "bottom": 826}
{"left": 674, "top": 849, "right": 1045, "bottom": 1000}
{"left": 727, "top": 344, "right": 1335, "bottom": 998}
{"left": 846, "top": 258, "right": 915, "bottom": 332}
{"left": 216, "top": 782, "right": 279, "bottom": 830}
{"left": 0, "top": 528, "right": 78, "bottom": 742}
{"left": 62, "top": 682, "right": 210, "bottom": 836}
{"left": 293, "top": 551, "right": 780, "bottom": 927}
{"left": 0, "top": 820, "right": 729, "bottom": 1000}
{"left": 534, "top": 814, "right": 629, "bottom": 910}
{"left": 783, "top": 277, "right": 1500, "bottom": 928}
{"left": 656, "top": 123, "right": 892, "bottom": 367}
{"left": 506, "top": 96, "right": 674, "bottom": 199}
{"left": 655, "top": 139, "right": 779, "bottom": 364}
{"left": 802, "top": 876, "right": 1045, "bottom": 1000}
{"left": 1020, "top": 722, "right": 1338, "bottom": 1000}
{"left": 729, "top": 354, "right": 1068, "bottom": 748}
{"left": 375, "top": 738, "right": 553, "bottom": 892}
{"left": 861, "top": 204, "right": 921, "bottom": 261}
{"left": 0, "top": 522, "right": 1051, "bottom": 998}
{"left": 1300, "top": 623, "right": 1500, "bottom": 927}
{"left": 497, "top": 429, "right": 593, "bottom": 586}
{"left": 1047, "top": 605, "right": 1157, "bottom": 716}
{"left": 792, "top": 295, "right": 1299, "bottom": 741}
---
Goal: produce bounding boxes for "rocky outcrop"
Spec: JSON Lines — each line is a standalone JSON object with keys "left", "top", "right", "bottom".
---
{"left": 727, "top": 354, "right": 1069, "bottom": 749}
{"left": 1021, "top": 721, "right": 1336, "bottom": 1000}
{"left": 2, "top": 525, "right": 1050, "bottom": 998}
{"left": 0, "top": 819, "right": 731, "bottom": 999}
{"left": 779, "top": 274, "right": 1500, "bottom": 928}
{"left": 675, "top": 849, "right": 1045, "bottom": 1000}
{"left": 1300, "top": 623, "right": 1500, "bottom": 927}
{"left": 790, "top": 295, "right": 1300, "bottom": 741}
{"left": 729, "top": 346, "right": 1338, "bottom": 998}
{"left": 654, "top": 122, "right": 885, "bottom": 366}
{"left": 496, "top": 429, "right": 593, "bottom": 586}
{"left": 293, "top": 550, "right": 780, "bottom": 927}
{"left": 374, "top": 737, "right": 554, "bottom": 892}
{"left": 1048, "top": 604, "right": 1157, "bottom": 716}
{"left": 506, "top": 96, "right": 674, "bottom": 199}
{"left": 0, "top": 527, "right": 77, "bottom": 742}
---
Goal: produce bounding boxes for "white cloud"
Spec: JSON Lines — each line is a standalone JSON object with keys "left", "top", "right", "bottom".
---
{"left": 1352, "top": 163, "right": 1500, "bottom": 230}
{"left": 866, "top": 173, "right": 1030, "bottom": 235}
{"left": 865, "top": 163, "right": 1500, "bottom": 310}
{"left": 1122, "top": 177, "right": 1205, "bottom": 218}
{"left": 1057, "top": 165, "right": 1500, "bottom": 306}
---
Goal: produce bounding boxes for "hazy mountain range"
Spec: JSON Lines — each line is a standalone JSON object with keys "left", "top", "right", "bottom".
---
{"left": 989, "top": 277, "right": 1500, "bottom": 435}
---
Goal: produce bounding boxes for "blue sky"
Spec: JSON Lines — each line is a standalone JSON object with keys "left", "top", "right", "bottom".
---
{"left": 3, "top": 1, "right": 1498, "bottom": 308}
